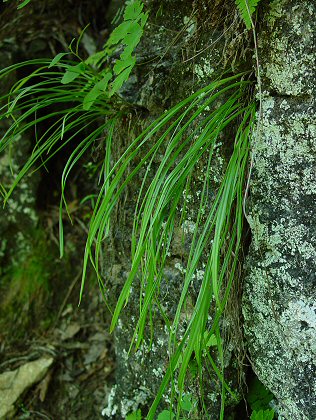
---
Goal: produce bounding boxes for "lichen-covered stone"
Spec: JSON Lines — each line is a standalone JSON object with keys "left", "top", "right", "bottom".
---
{"left": 243, "top": 1, "right": 316, "bottom": 419}
{"left": 259, "top": 0, "right": 315, "bottom": 96}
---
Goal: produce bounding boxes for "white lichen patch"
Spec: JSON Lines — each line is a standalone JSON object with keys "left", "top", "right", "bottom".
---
{"left": 270, "top": 221, "right": 316, "bottom": 261}
{"left": 280, "top": 299, "right": 316, "bottom": 363}
{"left": 195, "top": 269, "right": 205, "bottom": 282}
{"left": 262, "top": 0, "right": 315, "bottom": 96}
{"left": 120, "top": 388, "right": 149, "bottom": 418}
{"left": 194, "top": 58, "right": 214, "bottom": 81}
{"left": 102, "top": 385, "right": 150, "bottom": 418}
{"left": 102, "top": 386, "right": 118, "bottom": 417}
{"left": 152, "top": 367, "right": 163, "bottom": 377}
{"left": 174, "top": 261, "right": 186, "bottom": 274}
{"left": 253, "top": 98, "right": 316, "bottom": 201}
{"left": 181, "top": 220, "right": 196, "bottom": 234}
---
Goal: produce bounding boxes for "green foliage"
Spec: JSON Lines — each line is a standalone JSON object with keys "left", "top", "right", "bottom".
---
{"left": 4, "top": 240, "right": 50, "bottom": 298}
{"left": 0, "top": 0, "right": 148, "bottom": 252}
{"left": 104, "top": 0, "right": 148, "bottom": 96}
{"left": 59, "top": 0, "right": 148, "bottom": 107}
{"left": 61, "top": 62, "right": 87, "bottom": 84}
{"left": 0, "top": 62, "right": 255, "bottom": 418}
{"left": 0, "top": 57, "right": 117, "bottom": 259}
{"left": 156, "top": 394, "right": 196, "bottom": 419}
{"left": 0, "top": 229, "right": 52, "bottom": 337}
{"left": 82, "top": 72, "right": 112, "bottom": 111}
{"left": 180, "top": 394, "right": 193, "bottom": 412}
{"left": 126, "top": 409, "right": 142, "bottom": 420}
{"left": 2, "top": 0, "right": 32, "bottom": 9}
{"left": 157, "top": 410, "right": 175, "bottom": 420}
{"left": 17, "top": 0, "right": 31, "bottom": 9}
{"left": 250, "top": 409, "right": 275, "bottom": 420}
{"left": 247, "top": 377, "right": 275, "bottom": 419}
{"left": 247, "top": 377, "right": 274, "bottom": 412}
{"left": 235, "top": 0, "right": 262, "bottom": 29}
{"left": 204, "top": 331, "right": 217, "bottom": 348}
{"left": 79, "top": 73, "right": 255, "bottom": 419}
{"left": 0, "top": 1, "right": 258, "bottom": 418}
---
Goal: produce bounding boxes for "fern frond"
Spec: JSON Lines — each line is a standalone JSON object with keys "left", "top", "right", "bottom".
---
{"left": 235, "top": 0, "right": 262, "bottom": 29}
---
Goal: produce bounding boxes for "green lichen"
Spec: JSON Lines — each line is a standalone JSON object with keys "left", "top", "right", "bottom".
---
{"left": 244, "top": 2, "right": 316, "bottom": 415}
{"left": 194, "top": 59, "right": 215, "bottom": 81}
{"left": 262, "top": 0, "right": 315, "bottom": 96}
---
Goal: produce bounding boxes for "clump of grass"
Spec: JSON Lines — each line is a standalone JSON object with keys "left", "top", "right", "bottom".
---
{"left": 82, "top": 73, "right": 255, "bottom": 418}
{"left": 0, "top": 55, "right": 120, "bottom": 244}
{"left": 0, "top": 44, "right": 255, "bottom": 419}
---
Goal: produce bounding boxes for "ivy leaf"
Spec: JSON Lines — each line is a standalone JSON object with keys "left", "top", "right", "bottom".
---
{"left": 203, "top": 331, "right": 217, "bottom": 348}
{"left": 250, "top": 409, "right": 275, "bottom": 420}
{"left": 140, "top": 11, "right": 149, "bottom": 27}
{"left": 107, "top": 20, "right": 136, "bottom": 46}
{"left": 126, "top": 409, "right": 142, "bottom": 420}
{"left": 123, "top": 22, "right": 143, "bottom": 50}
{"left": 83, "top": 72, "right": 112, "bottom": 110}
{"left": 107, "top": 20, "right": 143, "bottom": 51}
{"left": 124, "top": 0, "right": 144, "bottom": 21}
{"left": 61, "top": 62, "right": 86, "bottom": 84}
{"left": 85, "top": 51, "right": 106, "bottom": 67}
{"left": 247, "top": 377, "right": 274, "bottom": 412}
{"left": 157, "top": 410, "right": 175, "bottom": 420}
{"left": 113, "top": 55, "right": 136, "bottom": 75}
{"left": 48, "top": 53, "right": 68, "bottom": 68}
{"left": 109, "top": 66, "right": 133, "bottom": 97}
{"left": 180, "top": 394, "right": 193, "bottom": 412}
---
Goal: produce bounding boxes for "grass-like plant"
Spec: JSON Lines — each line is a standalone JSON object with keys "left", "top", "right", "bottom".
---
{"left": 0, "top": 1, "right": 257, "bottom": 417}
{"left": 0, "top": 60, "right": 255, "bottom": 417}
{"left": 3, "top": 0, "right": 32, "bottom": 9}
{"left": 84, "top": 75, "right": 255, "bottom": 419}
{"left": 0, "top": 56, "right": 123, "bottom": 305}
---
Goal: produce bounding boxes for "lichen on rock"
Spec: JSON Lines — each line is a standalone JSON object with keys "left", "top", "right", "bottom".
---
{"left": 243, "top": 1, "right": 316, "bottom": 418}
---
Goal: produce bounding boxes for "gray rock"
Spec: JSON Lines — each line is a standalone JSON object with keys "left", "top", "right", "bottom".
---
{"left": 243, "top": 1, "right": 316, "bottom": 419}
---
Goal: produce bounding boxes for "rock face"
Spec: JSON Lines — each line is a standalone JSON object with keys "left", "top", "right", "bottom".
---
{"left": 243, "top": 1, "right": 316, "bottom": 419}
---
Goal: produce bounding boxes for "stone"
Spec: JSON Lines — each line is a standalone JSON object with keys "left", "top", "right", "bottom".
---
{"left": 0, "top": 357, "right": 54, "bottom": 419}
{"left": 243, "top": 1, "right": 316, "bottom": 419}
